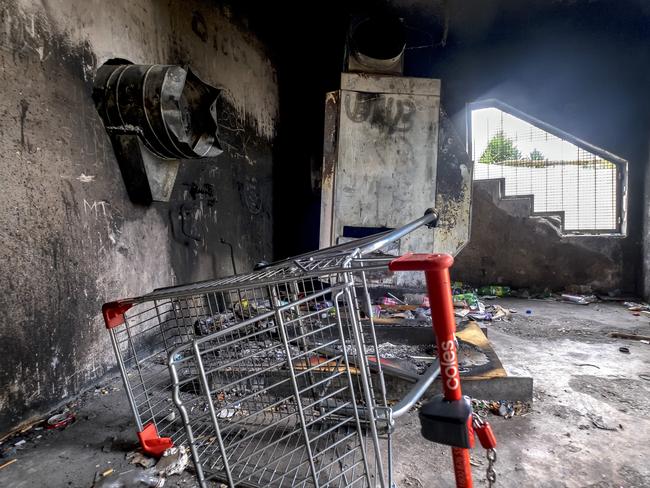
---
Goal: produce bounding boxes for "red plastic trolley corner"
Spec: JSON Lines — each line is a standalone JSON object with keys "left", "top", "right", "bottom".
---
{"left": 137, "top": 422, "right": 174, "bottom": 457}
{"left": 102, "top": 300, "right": 134, "bottom": 329}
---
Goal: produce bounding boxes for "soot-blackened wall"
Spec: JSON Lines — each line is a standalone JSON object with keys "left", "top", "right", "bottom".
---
{"left": 0, "top": 0, "right": 277, "bottom": 433}
{"left": 397, "top": 0, "right": 650, "bottom": 293}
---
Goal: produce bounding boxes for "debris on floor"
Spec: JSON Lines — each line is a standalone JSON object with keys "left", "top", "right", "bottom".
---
{"left": 155, "top": 446, "right": 189, "bottom": 477}
{"left": 477, "top": 285, "right": 511, "bottom": 297}
{"left": 92, "top": 468, "right": 166, "bottom": 487}
{"left": 126, "top": 450, "right": 156, "bottom": 469}
{"left": 371, "top": 284, "right": 544, "bottom": 327}
{"left": 471, "top": 399, "right": 531, "bottom": 419}
{"left": 622, "top": 301, "right": 650, "bottom": 312}
{"left": 0, "top": 458, "right": 17, "bottom": 471}
{"left": 0, "top": 407, "right": 77, "bottom": 460}
{"left": 561, "top": 294, "right": 598, "bottom": 305}
{"left": 46, "top": 411, "right": 76, "bottom": 430}
{"left": 94, "top": 445, "right": 188, "bottom": 487}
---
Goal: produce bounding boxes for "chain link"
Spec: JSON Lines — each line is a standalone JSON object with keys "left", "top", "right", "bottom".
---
{"left": 472, "top": 412, "right": 497, "bottom": 486}
{"left": 486, "top": 448, "right": 497, "bottom": 487}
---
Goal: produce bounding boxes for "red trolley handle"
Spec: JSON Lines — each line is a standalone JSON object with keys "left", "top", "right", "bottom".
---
{"left": 389, "top": 253, "right": 474, "bottom": 488}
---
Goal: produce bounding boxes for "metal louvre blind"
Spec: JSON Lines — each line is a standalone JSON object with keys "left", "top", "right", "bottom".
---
{"left": 471, "top": 106, "right": 622, "bottom": 233}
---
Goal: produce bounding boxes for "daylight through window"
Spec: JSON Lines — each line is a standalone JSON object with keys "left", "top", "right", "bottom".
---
{"left": 470, "top": 103, "right": 626, "bottom": 233}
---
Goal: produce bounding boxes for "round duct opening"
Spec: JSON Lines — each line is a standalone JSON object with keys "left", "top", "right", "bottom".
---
{"left": 350, "top": 15, "right": 406, "bottom": 70}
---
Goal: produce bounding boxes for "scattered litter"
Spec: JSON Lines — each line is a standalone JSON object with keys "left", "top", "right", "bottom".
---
{"left": 453, "top": 292, "right": 479, "bottom": 308}
{"left": 525, "top": 309, "right": 533, "bottom": 315}
{"left": 469, "top": 304, "right": 511, "bottom": 322}
{"left": 126, "top": 450, "right": 156, "bottom": 469}
{"left": 623, "top": 301, "right": 650, "bottom": 312}
{"left": 155, "top": 445, "right": 189, "bottom": 477}
{"left": 413, "top": 308, "right": 430, "bottom": 320}
{"left": 619, "top": 346, "right": 630, "bottom": 354}
{"left": 561, "top": 294, "right": 597, "bottom": 305}
{"left": 641, "top": 340, "right": 650, "bottom": 345}
{"left": 14, "top": 439, "right": 26, "bottom": 447}
{"left": 76, "top": 173, "right": 96, "bottom": 183}
{"left": 101, "top": 468, "right": 114, "bottom": 477}
{"left": 454, "top": 308, "right": 470, "bottom": 318}
{"left": 0, "top": 459, "right": 17, "bottom": 471}
{"left": 92, "top": 468, "right": 165, "bottom": 487}
{"left": 471, "top": 399, "right": 530, "bottom": 419}
{"left": 403, "top": 293, "right": 429, "bottom": 307}
{"left": 234, "top": 298, "right": 272, "bottom": 319}
{"left": 391, "top": 311, "right": 414, "bottom": 320}
{"left": 163, "top": 411, "right": 176, "bottom": 423}
{"left": 216, "top": 405, "right": 240, "bottom": 419}
{"left": 477, "top": 285, "right": 510, "bottom": 297}
{"left": 46, "top": 411, "right": 75, "bottom": 430}
{"left": 380, "top": 297, "right": 399, "bottom": 306}
{"left": 387, "top": 292, "right": 405, "bottom": 304}
{"left": 193, "top": 312, "right": 237, "bottom": 336}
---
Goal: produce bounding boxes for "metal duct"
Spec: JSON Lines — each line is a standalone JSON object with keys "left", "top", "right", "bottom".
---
{"left": 348, "top": 15, "right": 406, "bottom": 75}
{"left": 92, "top": 63, "right": 223, "bottom": 204}
{"left": 93, "top": 64, "right": 222, "bottom": 159}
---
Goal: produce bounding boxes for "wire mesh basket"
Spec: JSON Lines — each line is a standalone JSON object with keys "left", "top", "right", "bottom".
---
{"left": 103, "top": 211, "right": 440, "bottom": 488}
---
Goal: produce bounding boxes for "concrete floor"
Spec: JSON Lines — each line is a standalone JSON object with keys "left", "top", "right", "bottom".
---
{"left": 2, "top": 298, "right": 650, "bottom": 487}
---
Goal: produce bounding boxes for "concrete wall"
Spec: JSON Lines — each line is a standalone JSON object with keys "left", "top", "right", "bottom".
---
{"left": 452, "top": 180, "right": 626, "bottom": 292}
{"left": 643, "top": 142, "right": 650, "bottom": 299}
{"left": 0, "top": 0, "right": 277, "bottom": 433}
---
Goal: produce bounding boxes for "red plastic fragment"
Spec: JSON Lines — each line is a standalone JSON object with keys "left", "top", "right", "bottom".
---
{"left": 45, "top": 412, "right": 76, "bottom": 430}
{"left": 137, "top": 422, "right": 173, "bottom": 457}
{"left": 102, "top": 301, "right": 134, "bottom": 329}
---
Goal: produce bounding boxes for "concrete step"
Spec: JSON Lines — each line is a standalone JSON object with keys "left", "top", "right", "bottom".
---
{"left": 474, "top": 178, "right": 565, "bottom": 232}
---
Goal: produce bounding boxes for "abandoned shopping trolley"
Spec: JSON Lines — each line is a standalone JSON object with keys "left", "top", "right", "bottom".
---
{"left": 103, "top": 209, "right": 494, "bottom": 487}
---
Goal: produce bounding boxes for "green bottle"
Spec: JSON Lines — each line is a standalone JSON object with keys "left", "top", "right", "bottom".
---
{"left": 478, "top": 286, "right": 511, "bottom": 297}
{"left": 453, "top": 292, "right": 479, "bottom": 307}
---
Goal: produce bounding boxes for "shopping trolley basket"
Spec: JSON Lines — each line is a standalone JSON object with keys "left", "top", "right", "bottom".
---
{"left": 103, "top": 209, "right": 490, "bottom": 488}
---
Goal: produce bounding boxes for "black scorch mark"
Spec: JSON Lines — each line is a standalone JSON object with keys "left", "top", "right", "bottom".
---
{"left": 19, "top": 99, "right": 29, "bottom": 147}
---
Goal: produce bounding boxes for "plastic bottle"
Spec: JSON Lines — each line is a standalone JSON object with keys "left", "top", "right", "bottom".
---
{"left": 93, "top": 469, "right": 165, "bottom": 488}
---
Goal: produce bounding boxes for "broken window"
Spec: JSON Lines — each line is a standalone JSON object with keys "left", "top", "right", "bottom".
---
{"left": 468, "top": 100, "right": 627, "bottom": 234}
